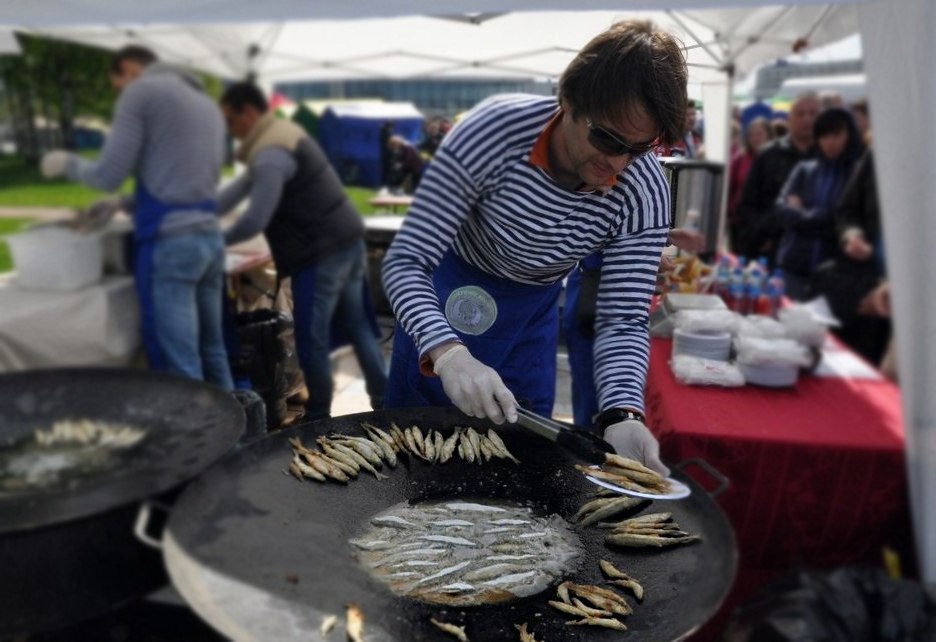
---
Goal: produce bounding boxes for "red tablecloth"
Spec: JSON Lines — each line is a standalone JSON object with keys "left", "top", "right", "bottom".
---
{"left": 645, "top": 337, "right": 913, "bottom": 639}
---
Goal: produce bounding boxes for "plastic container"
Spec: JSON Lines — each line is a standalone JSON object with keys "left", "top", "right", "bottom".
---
{"left": 7, "top": 227, "right": 104, "bottom": 291}
{"left": 673, "top": 328, "right": 732, "bottom": 361}
{"left": 739, "top": 361, "right": 799, "bottom": 388}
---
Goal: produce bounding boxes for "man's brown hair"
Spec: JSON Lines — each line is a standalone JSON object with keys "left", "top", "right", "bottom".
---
{"left": 109, "top": 45, "right": 157, "bottom": 75}
{"left": 558, "top": 20, "right": 688, "bottom": 146}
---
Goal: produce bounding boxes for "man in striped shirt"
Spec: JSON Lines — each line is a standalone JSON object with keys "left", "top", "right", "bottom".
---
{"left": 382, "top": 20, "right": 687, "bottom": 475}
{"left": 41, "top": 46, "right": 232, "bottom": 389}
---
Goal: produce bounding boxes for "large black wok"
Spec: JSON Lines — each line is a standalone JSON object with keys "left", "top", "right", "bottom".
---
{"left": 164, "top": 407, "right": 736, "bottom": 641}
{"left": 0, "top": 368, "right": 244, "bottom": 636}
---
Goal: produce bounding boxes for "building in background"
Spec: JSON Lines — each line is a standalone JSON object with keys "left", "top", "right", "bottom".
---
{"left": 276, "top": 78, "right": 554, "bottom": 119}
{"left": 753, "top": 59, "right": 863, "bottom": 100}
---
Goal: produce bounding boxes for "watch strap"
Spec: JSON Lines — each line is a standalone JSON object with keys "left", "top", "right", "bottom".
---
{"left": 595, "top": 408, "right": 646, "bottom": 431}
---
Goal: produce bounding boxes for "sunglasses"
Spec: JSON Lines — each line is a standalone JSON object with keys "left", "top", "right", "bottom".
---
{"left": 586, "top": 119, "right": 658, "bottom": 157}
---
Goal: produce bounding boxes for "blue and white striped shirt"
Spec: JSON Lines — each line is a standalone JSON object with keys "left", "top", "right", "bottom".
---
{"left": 383, "top": 94, "right": 670, "bottom": 413}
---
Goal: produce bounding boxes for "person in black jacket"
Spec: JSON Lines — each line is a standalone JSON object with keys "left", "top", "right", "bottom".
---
{"left": 837, "top": 149, "right": 882, "bottom": 272}
{"left": 217, "top": 82, "right": 387, "bottom": 421}
{"left": 774, "top": 107, "right": 865, "bottom": 300}
{"left": 736, "top": 92, "right": 820, "bottom": 264}
{"left": 831, "top": 147, "right": 891, "bottom": 363}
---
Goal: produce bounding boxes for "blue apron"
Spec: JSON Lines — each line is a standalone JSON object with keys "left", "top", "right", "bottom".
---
{"left": 132, "top": 181, "right": 216, "bottom": 371}
{"left": 386, "top": 251, "right": 561, "bottom": 415}
{"left": 562, "top": 253, "right": 602, "bottom": 427}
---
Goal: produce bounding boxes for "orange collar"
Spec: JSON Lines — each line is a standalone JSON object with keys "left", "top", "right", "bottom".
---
{"left": 529, "top": 109, "right": 617, "bottom": 190}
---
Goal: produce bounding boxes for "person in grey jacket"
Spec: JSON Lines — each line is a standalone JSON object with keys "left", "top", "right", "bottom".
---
{"left": 217, "top": 82, "right": 386, "bottom": 421}
{"left": 41, "top": 46, "right": 232, "bottom": 389}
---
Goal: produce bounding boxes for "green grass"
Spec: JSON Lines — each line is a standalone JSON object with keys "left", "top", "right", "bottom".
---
{"left": 0, "top": 154, "right": 388, "bottom": 273}
{"left": 347, "top": 186, "right": 384, "bottom": 216}
{"left": 0, "top": 155, "right": 389, "bottom": 215}
{"left": 0, "top": 154, "right": 128, "bottom": 209}
{"left": 0, "top": 217, "right": 35, "bottom": 273}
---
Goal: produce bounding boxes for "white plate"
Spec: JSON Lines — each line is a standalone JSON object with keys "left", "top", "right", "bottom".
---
{"left": 584, "top": 467, "right": 692, "bottom": 500}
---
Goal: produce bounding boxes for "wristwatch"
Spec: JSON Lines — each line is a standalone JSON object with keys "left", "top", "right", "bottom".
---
{"left": 595, "top": 408, "right": 646, "bottom": 431}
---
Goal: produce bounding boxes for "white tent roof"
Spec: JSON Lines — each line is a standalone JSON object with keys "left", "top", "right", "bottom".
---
{"left": 0, "top": 0, "right": 866, "bottom": 27}
{"left": 12, "top": 5, "right": 860, "bottom": 85}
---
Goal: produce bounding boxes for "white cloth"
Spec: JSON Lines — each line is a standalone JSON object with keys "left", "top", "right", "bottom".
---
{"left": 0, "top": 275, "right": 140, "bottom": 371}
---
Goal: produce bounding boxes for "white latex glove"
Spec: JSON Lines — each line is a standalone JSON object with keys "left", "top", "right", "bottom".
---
{"left": 41, "top": 150, "right": 71, "bottom": 179}
{"left": 77, "top": 196, "right": 123, "bottom": 232}
{"left": 603, "top": 419, "right": 670, "bottom": 477}
{"left": 432, "top": 344, "right": 517, "bottom": 424}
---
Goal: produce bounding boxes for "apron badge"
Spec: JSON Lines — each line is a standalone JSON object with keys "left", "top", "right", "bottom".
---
{"left": 445, "top": 286, "right": 497, "bottom": 335}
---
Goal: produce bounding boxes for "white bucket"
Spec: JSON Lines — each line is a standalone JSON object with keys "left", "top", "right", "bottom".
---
{"left": 7, "top": 226, "right": 104, "bottom": 291}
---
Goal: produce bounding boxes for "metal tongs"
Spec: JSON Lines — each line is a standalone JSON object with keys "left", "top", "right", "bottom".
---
{"left": 514, "top": 407, "right": 614, "bottom": 465}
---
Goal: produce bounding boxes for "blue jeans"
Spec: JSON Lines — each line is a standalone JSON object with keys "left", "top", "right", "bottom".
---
{"left": 292, "top": 240, "right": 387, "bottom": 420}
{"left": 151, "top": 230, "right": 233, "bottom": 390}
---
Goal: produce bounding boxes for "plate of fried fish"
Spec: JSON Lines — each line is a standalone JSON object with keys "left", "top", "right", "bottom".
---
{"left": 575, "top": 454, "right": 691, "bottom": 500}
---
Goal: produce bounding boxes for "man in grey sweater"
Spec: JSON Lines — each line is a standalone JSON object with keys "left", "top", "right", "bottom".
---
{"left": 217, "top": 82, "right": 386, "bottom": 420}
{"left": 41, "top": 46, "right": 232, "bottom": 389}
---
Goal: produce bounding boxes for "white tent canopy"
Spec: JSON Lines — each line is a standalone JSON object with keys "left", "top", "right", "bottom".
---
{"left": 2, "top": 0, "right": 934, "bottom": 590}
{"left": 17, "top": 5, "right": 859, "bottom": 86}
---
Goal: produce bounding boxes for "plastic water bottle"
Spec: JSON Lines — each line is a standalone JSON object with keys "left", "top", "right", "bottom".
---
{"left": 684, "top": 208, "right": 701, "bottom": 235}
{"left": 764, "top": 283, "right": 780, "bottom": 317}
{"left": 730, "top": 267, "right": 746, "bottom": 292}
{"left": 746, "top": 282, "right": 763, "bottom": 316}
{"left": 728, "top": 282, "right": 747, "bottom": 314}
{"left": 714, "top": 256, "right": 732, "bottom": 300}
{"left": 754, "top": 257, "right": 769, "bottom": 287}
{"left": 767, "top": 269, "right": 785, "bottom": 317}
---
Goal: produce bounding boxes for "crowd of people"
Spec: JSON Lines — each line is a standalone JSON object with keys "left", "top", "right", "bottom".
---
{"left": 726, "top": 93, "right": 890, "bottom": 370}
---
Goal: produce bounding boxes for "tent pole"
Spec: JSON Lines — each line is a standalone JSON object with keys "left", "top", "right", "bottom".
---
{"left": 858, "top": 0, "right": 936, "bottom": 591}
{"left": 700, "top": 69, "right": 733, "bottom": 257}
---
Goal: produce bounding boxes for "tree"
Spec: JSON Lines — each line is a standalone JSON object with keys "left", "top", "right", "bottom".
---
{"left": 1, "top": 34, "right": 116, "bottom": 159}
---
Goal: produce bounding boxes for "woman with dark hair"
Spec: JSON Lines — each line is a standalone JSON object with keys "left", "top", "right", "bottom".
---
{"left": 774, "top": 108, "right": 865, "bottom": 300}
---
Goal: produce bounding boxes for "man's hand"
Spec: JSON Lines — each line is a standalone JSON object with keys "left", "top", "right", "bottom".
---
{"left": 858, "top": 282, "right": 891, "bottom": 318}
{"left": 77, "top": 196, "right": 124, "bottom": 232}
{"left": 667, "top": 228, "right": 706, "bottom": 253}
{"left": 432, "top": 344, "right": 517, "bottom": 424}
{"left": 40, "top": 150, "right": 70, "bottom": 179}
{"left": 786, "top": 194, "right": 803, "bottom": 209}
{"left": 603, "top": 419, "right": 669, "bottom": 477}
{"left": 842, "top": 229, "right": 873, "bottom": 262}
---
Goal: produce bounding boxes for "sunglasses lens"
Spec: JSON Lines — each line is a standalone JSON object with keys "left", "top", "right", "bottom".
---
{"left": 587, "top": 123, "right": 654, "bottom": 157}
{"left": 588, "top": 128, "right": 626, "bottom": 156}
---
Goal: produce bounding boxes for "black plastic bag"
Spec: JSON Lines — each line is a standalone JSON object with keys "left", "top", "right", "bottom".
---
{"left": 810, "top": 256, "right": 880, "bottom": 325}
{"left": 231, "top": 309, "right": 294, "bottom": 429}
{"left": 719, "top": 567, "right": 936, "bottom": 642}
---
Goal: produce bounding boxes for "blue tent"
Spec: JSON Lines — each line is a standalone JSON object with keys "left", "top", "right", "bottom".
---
{"left": 317, "top": 102, "right": 424, "bottom": 188}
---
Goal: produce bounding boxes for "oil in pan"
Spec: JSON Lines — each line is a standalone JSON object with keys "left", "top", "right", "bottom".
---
{"left": 351, "top": 498, "right": 584, "bottom": 606}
